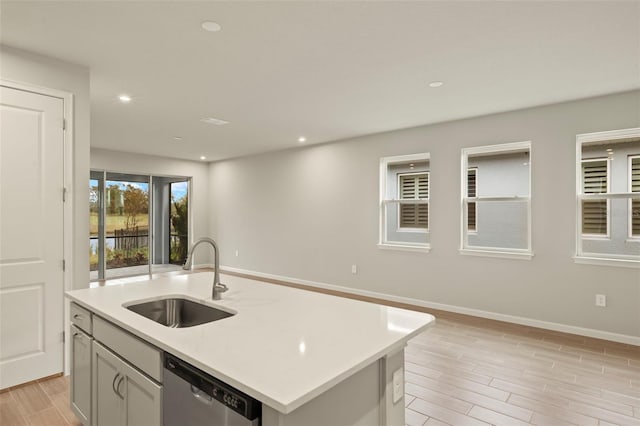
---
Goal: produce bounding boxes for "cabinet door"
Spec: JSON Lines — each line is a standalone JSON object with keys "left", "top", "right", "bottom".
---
{"left": 91, "top": 341, "right": 162, "bottom": 426}
{"left": 120, "top": 358, "right": 162, "bottom": 426}
{"left": 70, "top": 325, "right": 92, "bottom": 425}
{"left": 92, "top": 342, "right": 124, "bottom": 426}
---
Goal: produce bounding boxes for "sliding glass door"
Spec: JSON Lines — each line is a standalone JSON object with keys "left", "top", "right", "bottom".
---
{"left": 104, "top": 173, "right": 150, "bottom": 279}
{"left": 90, "top": 171, "right": 190, "bottom": 281}
{"left": 150, "top": 177, "right": 190, "bottom": 274}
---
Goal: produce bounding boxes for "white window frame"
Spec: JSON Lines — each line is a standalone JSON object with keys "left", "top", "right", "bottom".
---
{"left": 396, "top": 171, "right": 430, "bottom": 232}
{"left": 580, "top": 157, "right": 610, "bottom": 239}
{"left": 575, "top": 127, "right": 640, "bottom": 268}
{"left": 460, "top": 141, "right": 533, "bottom": 260}
{"left": 379, "top": 153, "right": 430, "bottom": 252}
{"left": 629, "top": 155, "right": 640, "bottom": 240}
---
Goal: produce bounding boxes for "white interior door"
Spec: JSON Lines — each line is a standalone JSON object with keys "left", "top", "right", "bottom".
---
{"left": 0, "top": 85, "right": 65, "bottom": 388}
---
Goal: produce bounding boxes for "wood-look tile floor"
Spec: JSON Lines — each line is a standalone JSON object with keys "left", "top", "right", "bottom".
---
{"left": 0, "top": 375, "right": 80, "bottom": 426}
{"left": 404, "top": 311, "right": 640, "bottom": 426}
{"left": 1, "top": 312, "right": 638, "bottom": 426}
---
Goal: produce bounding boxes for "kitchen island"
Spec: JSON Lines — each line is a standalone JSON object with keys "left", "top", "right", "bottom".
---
{"left": 66, "top": 272, "right": 434, "bottom": 426}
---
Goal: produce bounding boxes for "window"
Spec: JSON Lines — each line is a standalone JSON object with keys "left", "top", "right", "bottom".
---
{"left": 576, "top": 127, "right": 640, "bottom": 266}
{"left": 467, "top": 168, "right": 477, "bottom": 232}
{"left": 461, "top": 141, "right": 532, "bottom": 259}
{"left": 581, "top": 159, "right": 609, "bottom": 236}
{"left": 398, "top": 173, "right": 429, "bottom": 229}
{"left": 631, "top": 156, "right": 640, "bottom": 237}
{"left": 379, "top": 153, "right": 430, "bottom": 251}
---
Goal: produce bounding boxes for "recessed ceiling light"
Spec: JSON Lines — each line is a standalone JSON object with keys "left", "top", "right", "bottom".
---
{"left": 201, "top": 21, "right": 222, "bottom": 32}
{"left": 200, "top": 156, "right": 206, "bottom": 160}
{"left": 200, "top": 117, "right": 229, "bottom": 126}
{"left": 118, "top": 94, "right": 132, "bottom": 103}
{"left": 298, "top": 136, "right": 307, "bottom": 143}
{"left": 428, "top": 81, "right": 444, "bottom": 88}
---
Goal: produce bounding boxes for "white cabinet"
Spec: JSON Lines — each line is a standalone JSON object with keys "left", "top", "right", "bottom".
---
{"left": 70, "top": 325, "right": 92, "bottom": 425}
{"left": 92, "top": 342, "right": 162, "bottom": 426}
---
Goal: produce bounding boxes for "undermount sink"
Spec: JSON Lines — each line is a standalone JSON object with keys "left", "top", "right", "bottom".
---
{"left": 126, "top": 298, "right": 234, "bottom": 328}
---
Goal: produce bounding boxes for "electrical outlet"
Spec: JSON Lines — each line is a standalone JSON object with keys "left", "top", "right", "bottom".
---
{"left": 392, "top": 368, "right": 403, "bottom": 404}
{"left": 235, "top": 249, "right": 239, "bottom": 257}
{"left": 595, "top": 294, "right": 606, "bottom": 307}
{"left": 351, "top": 264, "right": 357, "bottom": 274}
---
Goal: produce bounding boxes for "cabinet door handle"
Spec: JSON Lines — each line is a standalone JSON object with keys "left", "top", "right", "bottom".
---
{"left": 112, "top": 373, "right": 124, "bottom": 398}
{"left": 73, "top": 314, "right": 83, "bottom": 320}
{"left": 115, "top": 375, "right": 125, "bottom": 399}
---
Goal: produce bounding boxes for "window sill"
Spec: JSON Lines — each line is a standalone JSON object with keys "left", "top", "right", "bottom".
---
{"left": 574, "top": 256, "right": 640, "bottom": 268}
{"left": 377, "top": 243, "right": 430, "bottom": 253}
{"left": 459, "top": 248, "right": 533, "bottom": 260}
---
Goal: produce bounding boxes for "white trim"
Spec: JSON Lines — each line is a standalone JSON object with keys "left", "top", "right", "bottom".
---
{"left": 459, "top": 248, "right": 533, "bottom": 260}
{"left": 462, "top": 140, "right": 531, "bottom": 156}
{"left": 574, "top": 256, "right": 640, "bottom": 268}
{"left": 460, "top": 141, "right": 532, "bottom": 255}
{"left": 1, "top": 79, "right": 75, "bottom": 376}
{"left": 376, "top": 243, "right": 431, "bottom": 253}
{"left": 220, "top": 266, "right": 640, "bottom": 346}
{"left": 576, "top": 127, "right": 640, "bottom": 145}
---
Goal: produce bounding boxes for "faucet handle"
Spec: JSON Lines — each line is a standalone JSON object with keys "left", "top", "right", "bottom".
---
{"left": 215, "top": 282, "right": 228, "bottom": 293}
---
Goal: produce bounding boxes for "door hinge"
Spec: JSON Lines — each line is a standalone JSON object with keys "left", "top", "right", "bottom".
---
{"left": 62, "top": 331, "right": 65, "bottom": 343}
{"left": 63, "top": 187, "right": 67, "bottom": 202}
{"left": 63, "top": 119, "right": 66, "bottom": 131}
{"left": 62, "top": 259, "right": 66, "bottom": 271}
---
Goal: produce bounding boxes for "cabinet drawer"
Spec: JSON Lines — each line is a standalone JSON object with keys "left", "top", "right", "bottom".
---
{"left": 93, "top": 316, "right": 163, "bottom": 382}
{"left": 71, "top": 303, "right": 92, "bottom": 334}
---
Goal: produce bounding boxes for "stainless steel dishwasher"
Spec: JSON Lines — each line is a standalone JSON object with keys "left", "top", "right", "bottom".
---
{"left": 163, "top": 353, "right": 261, "bottom": 426}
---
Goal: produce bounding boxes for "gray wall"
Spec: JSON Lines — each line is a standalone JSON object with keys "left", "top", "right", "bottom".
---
{"left": 468, "top": 152, "right": 529, "bottom": 250}
{"left": 209, "top": 90, "right": 640, "bottom": 339}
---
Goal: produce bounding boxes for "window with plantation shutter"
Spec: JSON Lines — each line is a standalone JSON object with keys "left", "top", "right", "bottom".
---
{"left": 379, "top": 153, "right": 430, "bottom": 250}
{"left": 576, "top": 128, "right": 640, "bottom": 266}
{"left": 467, "top": 168, "right": 477, "bottom": 231}
{"left": 399, "top": 173, "right": 429, "bottom": 229}
{"left": 581, "top": 159, "right": 608, "bottom": 235}
{"left": 631, "top": 156, "right": 640, "bottom": 236}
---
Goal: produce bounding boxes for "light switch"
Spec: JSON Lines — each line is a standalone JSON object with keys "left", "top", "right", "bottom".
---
{"left": 392, "top": 368, "right": 403, "bottom": 404}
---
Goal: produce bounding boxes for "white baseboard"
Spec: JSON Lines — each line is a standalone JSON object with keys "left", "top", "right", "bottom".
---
{"left": 221, "top": 265, "right": 640, "bottom": 346}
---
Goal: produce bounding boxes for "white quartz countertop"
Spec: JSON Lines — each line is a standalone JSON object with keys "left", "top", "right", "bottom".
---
{"left": 66, "top": 272, "right": 434, "bottom": 413}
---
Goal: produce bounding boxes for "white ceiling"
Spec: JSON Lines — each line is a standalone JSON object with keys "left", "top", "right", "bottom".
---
{"left": 2, "top": 1, "right": 639, "bottom": 162}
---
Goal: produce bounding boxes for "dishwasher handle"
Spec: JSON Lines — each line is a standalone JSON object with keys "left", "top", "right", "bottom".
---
{"left": 190, "top": 385, "right": 214, "bottom": 405}
{"left": 165, "top": 353, "right": 261, "bottom": 421}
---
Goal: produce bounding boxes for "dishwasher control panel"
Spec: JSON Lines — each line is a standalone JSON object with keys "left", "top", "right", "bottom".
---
{"left": 165, "top": 353, "right": 261, "bottom": 420}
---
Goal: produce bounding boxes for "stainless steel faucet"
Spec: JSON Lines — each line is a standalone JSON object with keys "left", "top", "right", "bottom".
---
{"left": 182, "top": 237, "right": 228, "bottom": 300}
